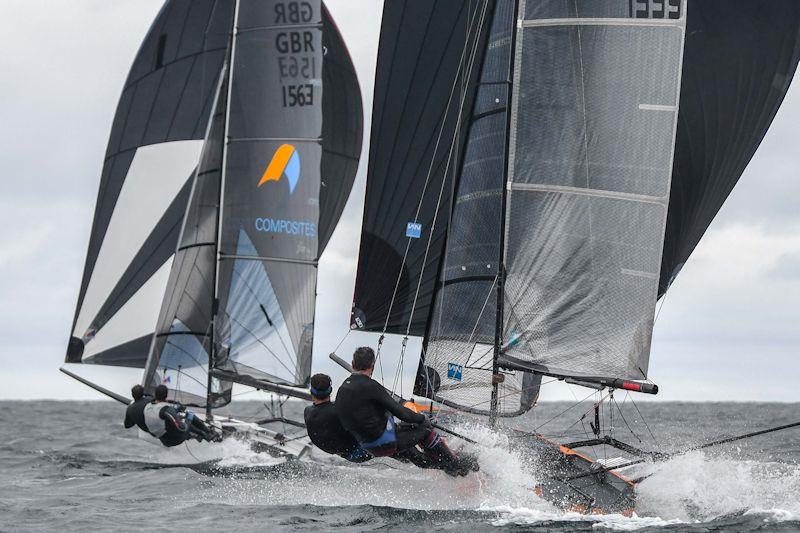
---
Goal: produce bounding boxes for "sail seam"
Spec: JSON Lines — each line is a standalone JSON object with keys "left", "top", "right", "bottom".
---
{"left": 507, "top": 183, "right": 667, "bottom": 205}
{"left": 228, "top": 137, "right": 322, "bottom": 142}
{"left": 238, "top": 23, "right": 322, "bottom": 33}
{"left": 218, "top": 254, "right": 318, "bottom": 266}
{"left": 520, "top": 18, "right": 684, "bottom": 28}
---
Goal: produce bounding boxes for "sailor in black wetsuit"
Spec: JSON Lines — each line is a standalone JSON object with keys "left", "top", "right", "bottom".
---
{"left": 123, "top": 384, "right": 151, "bottom": 432}
{"left": 143, "top": 385, "right": 219, "bottom": 447}
{"left": 304, "top": 373, "right": 435, "bottom": 468}
{"left": 304, "top": 373, "right": 371, "bottom": 462}
{"left": 336, "top": 347, "right": 475, "bottom": 476}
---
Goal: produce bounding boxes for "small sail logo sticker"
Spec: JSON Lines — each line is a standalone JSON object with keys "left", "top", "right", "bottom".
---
{"left": 258, "top": 144, "right": 301, "bottom": 193}
{"left": 447, "top": 363, "right": 463, "bottom": 381}
{"left": 406, "top": 222, "right": 422, "bottom": 239}
{"left": 162, "top": 376, "right": 171, "bottom": 385}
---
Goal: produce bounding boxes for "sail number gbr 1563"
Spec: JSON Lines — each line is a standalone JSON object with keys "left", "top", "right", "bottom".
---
{"left": 276, "top": 30, "right": 317, "bottom": 108}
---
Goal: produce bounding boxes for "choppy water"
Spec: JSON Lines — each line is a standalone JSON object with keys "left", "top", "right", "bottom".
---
{"left": 3, "top": 400, "right": 800, "bottom": 531}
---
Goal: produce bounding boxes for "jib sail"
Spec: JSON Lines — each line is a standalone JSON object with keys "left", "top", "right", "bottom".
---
{"left": 419, "top": 0, "right": 542, "bottom": 416}
{"left": 350, "top": 0, "right": 494, "bottom": 336}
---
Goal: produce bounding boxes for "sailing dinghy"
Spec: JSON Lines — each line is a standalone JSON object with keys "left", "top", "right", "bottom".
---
{"left": 347, "top": 0, "right": 800, "bottom": 514}
{"left": 62, "top": 0, "right": 362, "bottom": 458}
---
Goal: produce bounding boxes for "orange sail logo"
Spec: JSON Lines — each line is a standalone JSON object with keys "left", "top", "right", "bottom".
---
{"left": 258, "top": 144, "right": 301, "bottom": 193}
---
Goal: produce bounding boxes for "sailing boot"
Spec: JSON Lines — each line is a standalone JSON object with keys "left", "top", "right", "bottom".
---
{"left": 422, "top": 431, "right": 465, "bottom": 477}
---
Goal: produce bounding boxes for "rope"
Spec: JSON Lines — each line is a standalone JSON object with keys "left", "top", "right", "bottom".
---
{"left": 377, "top": 0, "right": 492, "bottom": 340}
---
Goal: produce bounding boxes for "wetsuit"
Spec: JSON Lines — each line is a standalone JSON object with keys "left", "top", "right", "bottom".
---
{"left": 335, "top": 373, "right": 472, "bottom": 475}
{"left": 306, "top": 399, "right": 435, "bottom": 468}
{"left": 124, "top": 395, "right": 152, "bottom": 432}
{"left": 304, "top": 401, "right": 370, "bottom": 463}
{"left": 336, "top": 373, "right": 431, "bottom": 456}
{"left": 143, "top": 402, "right": 190, "bottom": 447}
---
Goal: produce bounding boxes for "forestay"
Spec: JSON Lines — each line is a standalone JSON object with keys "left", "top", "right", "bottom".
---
{"left": 502, "top": 0, "right": 687, "bottom": 381}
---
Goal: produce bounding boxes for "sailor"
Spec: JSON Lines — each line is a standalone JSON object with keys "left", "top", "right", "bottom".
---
{"left": 304, "top": 373, "right": 372, "bottom": 463}
{"left": 304, "top": 373, "right": 436, "bottom": 469}
{"left": 335, "top": 347, "right": 475, "bottom": 476}
{"left": 123, "top": 384, "right": 151, "bottom": 432}
{"left": 143, "top": 385, "right": 219, "bottom": 447}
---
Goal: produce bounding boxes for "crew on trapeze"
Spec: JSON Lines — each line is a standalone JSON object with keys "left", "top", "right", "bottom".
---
{"left": 334, "top": 347, "right": 479, "bottom": 477}
{"left": 124, "top": 384, "right": 151, "bottom": 432}
{"left": 131, "top": 384, "right": 221, "bottom": 446}
{"left": 304, "top": 373, "right": 437, "bottom": 469}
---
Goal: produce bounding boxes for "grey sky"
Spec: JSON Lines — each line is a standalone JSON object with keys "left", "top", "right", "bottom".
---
{"left": 0, "top": 1, "right": 798, "bottom": 402}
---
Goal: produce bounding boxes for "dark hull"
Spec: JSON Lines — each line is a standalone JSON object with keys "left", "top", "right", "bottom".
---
{"left": 523, "top": 436, "right": 636, "bottom": 515}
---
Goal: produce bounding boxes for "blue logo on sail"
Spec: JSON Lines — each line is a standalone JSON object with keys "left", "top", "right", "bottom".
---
{"left": 447, "top": 363, "right": 463, "bottom": 381}
{"left": 406, "top": 222, "right": 422, "bottom": 239}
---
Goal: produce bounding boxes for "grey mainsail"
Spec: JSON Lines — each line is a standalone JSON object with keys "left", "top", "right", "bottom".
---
{"left": 141, "top": 0, "right": 362, "bottom": 404}
{"left": 500, "top": 0, "right": 687, "bottom": 382}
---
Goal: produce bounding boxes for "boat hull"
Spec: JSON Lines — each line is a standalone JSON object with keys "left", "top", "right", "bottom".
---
{"left": 524, "top": 435, "right": 636, "bottom": 516}
{"left": 136, "top": 416, "right": 312, "bottom": 459}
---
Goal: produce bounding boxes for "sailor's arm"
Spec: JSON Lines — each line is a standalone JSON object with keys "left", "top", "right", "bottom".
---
{"left": 371, "top": 381, "right": 426, "bottom": 424}
{"left": 123, "top": 409, "right": 134, "bottom": 429}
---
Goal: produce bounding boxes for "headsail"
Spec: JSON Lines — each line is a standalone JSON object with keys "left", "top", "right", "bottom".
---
{"left": 66, "top": 0, "right": 235, "bottom": 368}
{"left": 420, "top": 0, "right": 540, "bottom": 416}
{"left": 142, "top": 61, "right": 231, "bottom": 407}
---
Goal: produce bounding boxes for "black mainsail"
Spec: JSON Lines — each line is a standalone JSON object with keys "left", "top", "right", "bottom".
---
{"left": 351, "top": 0, "right": 800, "bottom": 418}
{"left": 65, "top": 0, "right": 362, "bottom": 409}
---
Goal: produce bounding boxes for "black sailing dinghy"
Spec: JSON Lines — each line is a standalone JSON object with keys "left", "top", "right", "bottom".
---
{"left": 62, "top": 0, "right": 362, "bottom": 458}
{"left": 345, "top": 0, "right": 800, "bottom": 515}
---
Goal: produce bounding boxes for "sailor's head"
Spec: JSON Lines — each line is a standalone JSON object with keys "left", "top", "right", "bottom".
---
{"left": 352, "top": 346, "right": 376, "bottom": 377}
{"left": 131, "top": 384, "right": 144, "bottom": 401}
{"left": 309, "top": 373, "right": 333, "bottom": 403}
{"left": 154, "top": 384, "right": 169, "bottom": 402}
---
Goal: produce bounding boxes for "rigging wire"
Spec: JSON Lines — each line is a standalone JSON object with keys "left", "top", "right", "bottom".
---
{"left": 627, "top": 390, "right": 659, "bottom": 444}
{"left": 377, "top": 0, "right": 489, "bottom": 341}
{"left": 612, "top": 392, "right": 643, "bottom": 444}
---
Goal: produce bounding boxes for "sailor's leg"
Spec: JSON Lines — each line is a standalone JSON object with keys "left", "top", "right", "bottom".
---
{"left": 342, "top": 447, "right": 373, "bottom": 463}
{"left": 185, "top": 411, "right": 220, "bottom": 442}
{"left": 394, "top": 447, "right": 439, "bottom": 469}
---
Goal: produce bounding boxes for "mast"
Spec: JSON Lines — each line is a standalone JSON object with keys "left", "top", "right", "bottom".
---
{"left": 489, "top": 0, "right": 520, "bottom": 427}
{"left": 208, "top": 0, "right": 241, "bottom": 420}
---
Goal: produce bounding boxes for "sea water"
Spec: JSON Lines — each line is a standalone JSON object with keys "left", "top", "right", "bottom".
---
{"left": 2, "top": 400, "right": 800, "bottom": 531}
